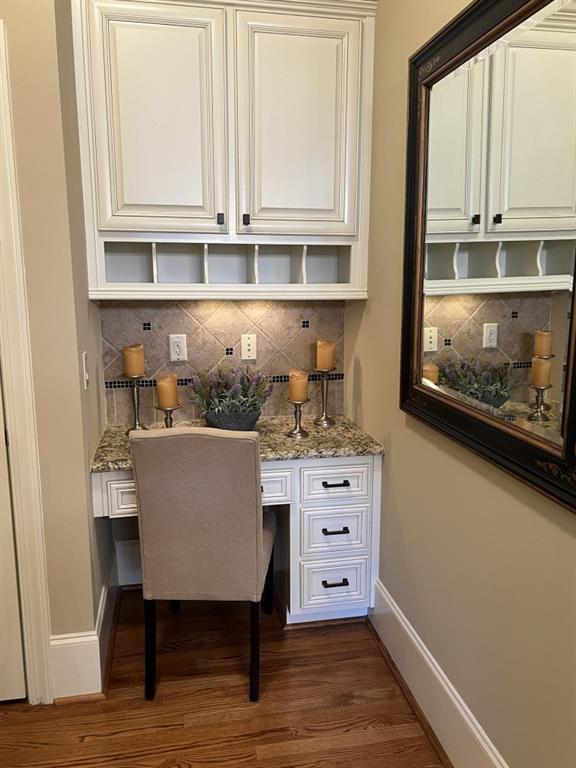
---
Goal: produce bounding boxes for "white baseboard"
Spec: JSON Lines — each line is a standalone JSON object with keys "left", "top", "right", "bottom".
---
{"left": 50, "top": 578, "right": 117, "bottom": 699}
{"left": 371, "top": 580, "right": 509, "bottom": 768}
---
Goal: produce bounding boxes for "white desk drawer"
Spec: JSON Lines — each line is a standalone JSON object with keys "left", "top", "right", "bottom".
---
{"left": 301, "top": 558, "right": 368, "bottom": 608}
{"left": 107, "top": 480, "right": 138, "bottom": 518}
{"left": 261, "top": 470, "right": 292, "bottom": 505}
{"left": 302, "top": 505, "right": 368, "bottom": 556}
{"left": 302, "top": 464, "right": 371, "bottom": 504}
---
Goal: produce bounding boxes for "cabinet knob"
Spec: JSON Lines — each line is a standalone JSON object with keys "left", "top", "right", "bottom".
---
{"left": 217, "top": 212, "right": 225, "bottom": 225}
{"left": 242, "top": 213, "right": 251, "bottom": 226}
{"left": 471, "top": 213, "right": 481, "bottom": 225}
{"left": 493, "top": 213, "right": 503, "bottom": 224}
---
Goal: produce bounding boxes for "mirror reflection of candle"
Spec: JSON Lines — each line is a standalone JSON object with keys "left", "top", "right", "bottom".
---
{"left": 534, "top": 330, "right": 553, "bottom": 357}
{"left": 123, "top": 344, "right": 145, "bottom": 377}
{"left": 531, "top": 357, "right": 551, "bottom": 388}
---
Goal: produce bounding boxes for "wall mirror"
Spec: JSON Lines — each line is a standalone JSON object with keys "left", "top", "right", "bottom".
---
{"left": 401, "top": 0, "right": 576, "bottom": 510}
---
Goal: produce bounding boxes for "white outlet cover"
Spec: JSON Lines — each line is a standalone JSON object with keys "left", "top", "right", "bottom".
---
{"left": 169, "top": 334, "right": 187, "bottom": 362}
{"left": 241, "top": 333, "right": 257, "bottom": 360}
{"left": 423, "top": 326, "right": 438, "bottom": 352}
{"left": 483, "top": 323, "right": 498, "bottom": 349}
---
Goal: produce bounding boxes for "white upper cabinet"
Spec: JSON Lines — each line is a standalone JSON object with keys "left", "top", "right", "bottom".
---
{"left": 88, "top": 1, "right": 227, "bottom": 232}
{"left": 235, "top": 11, "right": 361, "bottom": 235}
{"left": 488, "top": 36, "right": 576, "bottom": 234}
{"left": 426, "top": 60, "right": 485, "bottom": 234}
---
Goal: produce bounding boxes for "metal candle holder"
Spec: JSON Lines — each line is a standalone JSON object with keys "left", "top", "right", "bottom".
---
{"left": 286, "top": 398, "right": 310, "bottom": 439}
{"left": 127, "top": 375, "right": 147, "bottom": 433}
{"left": 528, "top": 384, "right": 552, "bottom": 423}
{"left": 314, "top": 367, "right": 336, "bottom": 427}
{"left": 155, "top": 404, "right": 182, "bottom": 428}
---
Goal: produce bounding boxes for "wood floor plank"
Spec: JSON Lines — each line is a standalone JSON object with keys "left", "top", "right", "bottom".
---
{"left": 0, "top": 590, "right": 448, "bottom": 768}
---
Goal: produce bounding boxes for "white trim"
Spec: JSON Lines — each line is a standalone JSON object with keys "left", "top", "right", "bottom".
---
{"left": 0, "top": 21, "right": 53, "bottom": 704}
{"left": 50, "top": 631, "right": 101, "bottom": 700}
{"left": 371, "top": 580, "right": 509, "bottom": 768}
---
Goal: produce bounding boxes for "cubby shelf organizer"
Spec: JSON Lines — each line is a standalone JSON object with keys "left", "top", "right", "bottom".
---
{"left": 424, "top": 239, "right": 576, "bottom": 295}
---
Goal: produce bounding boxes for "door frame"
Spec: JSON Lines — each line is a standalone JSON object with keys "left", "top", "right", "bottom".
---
{"left": 0, "top": 21, "right": 53, "bottom": 704}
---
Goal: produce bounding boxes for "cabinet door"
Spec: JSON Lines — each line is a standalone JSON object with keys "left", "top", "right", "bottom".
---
{"left": 488, "top": 39, "right": 576, "bottom": 233}
{"left": 88, "top": 1, "right": 227, "bottom": 232}
{"left": 426, "top": 60, "right": 485, "bottom": 234}
{"left": 235, "top": 11, "right": 361, "bottom": 235}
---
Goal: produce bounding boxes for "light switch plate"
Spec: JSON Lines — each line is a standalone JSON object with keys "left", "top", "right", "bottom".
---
{"left": 423, "top": 327, "right": 438, "bottom": 352}
{"left": 169, "top": 334, "right": 187, "bottom": 362}
{"left": 82, "top": 351, "right": 89, "bottom": 390}
{"left": 241, "top": 333, "right": 257, "bottom": 360}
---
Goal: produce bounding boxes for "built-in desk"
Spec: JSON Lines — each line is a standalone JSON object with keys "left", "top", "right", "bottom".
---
{"left": 91, "top": 417, "right": 384, "bottom": 624}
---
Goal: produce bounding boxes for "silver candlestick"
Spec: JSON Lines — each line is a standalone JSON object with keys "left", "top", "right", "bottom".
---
{"left": 286, "top": 399, "right": 310, "bottom": 439}
{"left": 314, "top": 367, "right": 336, "bottom": 427}
{"left": 155, "top": 404, "right": 182, "bottom": 428}
{"left": 126, "top": 375, "right": 147, "bottom": 434}
{"left": 528, "top": 384, "right": 552, "bottom": 423}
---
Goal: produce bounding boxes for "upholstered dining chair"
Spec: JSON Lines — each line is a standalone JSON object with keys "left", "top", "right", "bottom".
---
{"left": 130, "top": 427, "right": 276, "bottom": 702}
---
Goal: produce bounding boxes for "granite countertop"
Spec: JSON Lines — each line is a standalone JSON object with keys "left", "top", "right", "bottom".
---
{"left": 91, "top": 416, "right": 384, "bottom": 473}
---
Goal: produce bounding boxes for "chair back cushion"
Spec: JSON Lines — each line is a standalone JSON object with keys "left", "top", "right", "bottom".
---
{"left": 130, "top": 427, "right": 263, "bottom": 602}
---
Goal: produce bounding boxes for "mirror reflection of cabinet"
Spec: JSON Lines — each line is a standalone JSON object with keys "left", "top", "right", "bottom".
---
{"left": 488, "top": 34, "right": 576, "bottom": 233}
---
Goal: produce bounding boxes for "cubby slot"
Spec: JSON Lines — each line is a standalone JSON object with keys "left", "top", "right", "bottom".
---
{"left": 455, "top": 242, "right": 499, "bottom": 279}
{"left": 257, "top": 245, "right": 304, "bottom": 284}
{"left": 155, "top": 243, "right": 205, "bottom": 284}
{"left": 425, "top": 243, "right": 456, "bottom": 280}
{"left": 305, "top": 246, "right": 350, "bottom": 284}
{"left": 540, "top": 240, "right": 576, "bottom": 277}
{"left": 498, "top": 241, "right": 540, "bottom": 277}
{"left": 207, "top": 245, "right": 255, "bottom": 284}
{"left": 104, "top": 243, "right": 153, "bottom": 283}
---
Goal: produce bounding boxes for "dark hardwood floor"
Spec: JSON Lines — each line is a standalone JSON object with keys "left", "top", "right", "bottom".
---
{"left": 0, "top": 590, "right": 446, "bottom": 768}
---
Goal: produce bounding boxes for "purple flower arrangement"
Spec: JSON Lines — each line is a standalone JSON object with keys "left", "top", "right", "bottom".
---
{"left": 189, "top": 366, "right": 273, "bottom": 428}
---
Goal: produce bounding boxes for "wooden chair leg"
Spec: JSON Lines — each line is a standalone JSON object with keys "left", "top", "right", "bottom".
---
{"left": 144, "top": 599, "right": 157, "bottom": 700}
{"left": 168, "top": 600, "right": 181, "bottom": 615}
{"left": 263, "top": 549, "right": 274, "bottom": 616}
{"left": 249, "top": 601, "right": 260, "bottom": 702}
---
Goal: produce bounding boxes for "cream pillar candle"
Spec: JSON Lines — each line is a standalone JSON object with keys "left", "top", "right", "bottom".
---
{"left": 316, "top": 340, "right": 335, "bottom": 370}
{"left": 156, "top": 373, "right": 179, "bottom": 409}
{"left": 123, "top": 344, "right": 145, "bottom": 377}
{"left": 288, "top": 369, "right": 308, "bottom": 401}
{"left": 531, "top": 357, "right": 551, "bottom": 388}
{"left": 534, "top": 330, "right": 553, "bottom": 357}
{"left": 422, "top": 362, "right": 439, "bottom": 384}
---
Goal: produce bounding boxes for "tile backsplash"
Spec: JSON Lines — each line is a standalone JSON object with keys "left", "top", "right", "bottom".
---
{"left": 100, "top": 300, "right": 344, "bottom": 424}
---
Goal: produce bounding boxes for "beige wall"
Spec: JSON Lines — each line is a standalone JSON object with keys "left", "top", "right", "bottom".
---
{"left": 345, "top": 2, "right": 576, "bottom": 767}
{"left": 1, "top": 0, "right": 110, "bottom": 634}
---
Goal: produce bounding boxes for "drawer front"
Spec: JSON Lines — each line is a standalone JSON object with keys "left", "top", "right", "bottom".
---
{"left": 107, "top": 480, "right": 138, "bottom": 518}
{"left": 302, "top": 464, "right": 371, "bottom": 504}
{"left": 301, "top": 558, "right": 368, "bottom": 608}
{"left": 261, "top": 470, "right": 292, "bottom": 505}
{"left": 302, "top": 505, "right": 368, "bottom": 556}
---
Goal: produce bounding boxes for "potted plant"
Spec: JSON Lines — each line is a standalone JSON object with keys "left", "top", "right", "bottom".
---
{"left": 189, "top": 366, "right": 273, "bottom": 431}
{"left": 437, "top": 359, "right": 513, "bottom": 408}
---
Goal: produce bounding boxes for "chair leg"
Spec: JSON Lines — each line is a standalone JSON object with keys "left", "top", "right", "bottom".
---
{"left": 263, "top": 548, "right": 274, "bottom": 616}
{"left": 168, "top": 600, "right": 181, "bottom": 615}
{"left": 249, "top": 601, "right": 260, "bottom": 702}
{"left": 144, "top": 599, "right": 157, "bottom": 700}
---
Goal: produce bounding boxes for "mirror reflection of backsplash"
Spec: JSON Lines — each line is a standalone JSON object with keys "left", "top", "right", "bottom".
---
{"left": 99, "top": 300, "right": 344, "bottom": 425}
{"left": 423, "top": 292, "right": 564, "bottom": 397}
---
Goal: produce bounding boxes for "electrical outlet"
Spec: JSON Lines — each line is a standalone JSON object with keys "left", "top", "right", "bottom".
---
{"left": 483, "top": 323, "right": 498, "bottom": 349}
{"left": 82, "top": 351, "right": 89, "bottom": 390}
{"left": 241, "top": 333, "right": 257, "bottom": 360}
{"left": 169, "top": 334, "right": 187, "bottom": 362}
{"left": 423, "top": 327, "right": 438, "bottom": 352}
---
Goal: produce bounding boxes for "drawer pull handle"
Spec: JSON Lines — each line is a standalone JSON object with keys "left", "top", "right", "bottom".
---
{"left": 322, "top": 480, "right": 351, "bottom": 489}
{"left": 322, "top": 526, "right": 350, "bottom": 536}
{"left": 321, "top": 578, "right": 349, "bottom": 589}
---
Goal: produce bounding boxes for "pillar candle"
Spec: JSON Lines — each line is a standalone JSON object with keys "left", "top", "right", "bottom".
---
{"left": 531, "top": 357, "right": 551, "bottom": 388}
{"left": 534, "top": 330, "right": 553, "bottom": 357}
{"left": 123, "top": 344, "right": 145, "bottom": 377}
{"left": 156, "top": 373, "right": 179, "bottom": 409}
{"left": 288, "top": 368, "right": 308, "bottom": 401}
{"left": 316, "top": 340, "right": 335, "bottom": 370}
{"left": 422, "top": 362, "right": 439, "bottom": 384}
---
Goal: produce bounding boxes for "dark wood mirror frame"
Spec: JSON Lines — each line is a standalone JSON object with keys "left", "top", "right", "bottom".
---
{"left": 400, "top": 0, "right": 576, "bottom": 511}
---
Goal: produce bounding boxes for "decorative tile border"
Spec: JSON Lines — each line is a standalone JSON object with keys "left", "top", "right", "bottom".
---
{"left": 104, "top": 372, "right": 345, "bottom": 389}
